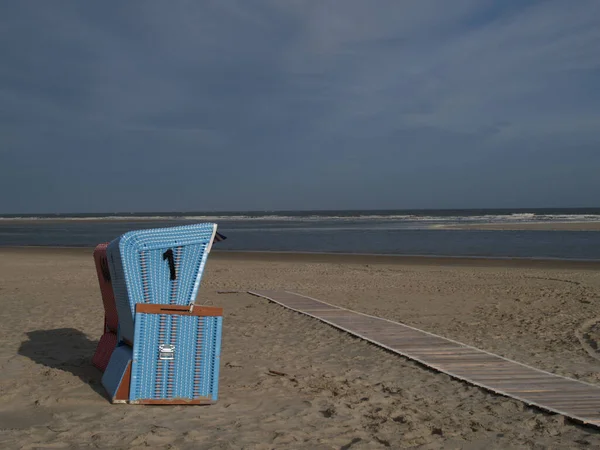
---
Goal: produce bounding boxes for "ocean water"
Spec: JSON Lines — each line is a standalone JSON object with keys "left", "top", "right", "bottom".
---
{"left": 1, "top": 208, "right": 600, "bottom": 260}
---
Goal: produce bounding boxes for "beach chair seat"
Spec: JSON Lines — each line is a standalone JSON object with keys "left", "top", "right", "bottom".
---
{"left": 106, "top": 223, "right": 218, "bottom": 344}
{"left": 101, "top": 304, "right": 222, "bottom": 404}
{"left": 91, "top": 243, "right": 119, "bottom": 371}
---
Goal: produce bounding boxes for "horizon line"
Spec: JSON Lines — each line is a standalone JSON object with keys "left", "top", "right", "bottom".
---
{"left": 1, "top": 206, "right": 600, "bottom": 217}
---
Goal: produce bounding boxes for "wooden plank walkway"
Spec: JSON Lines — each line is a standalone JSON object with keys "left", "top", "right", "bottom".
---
{"left": 248, "top": 290, "right": 600, "bottom": 428}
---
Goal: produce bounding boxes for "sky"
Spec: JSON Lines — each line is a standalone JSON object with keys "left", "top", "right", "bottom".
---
{"left": 1, "top": 1, "right": 599, "bottom": 214}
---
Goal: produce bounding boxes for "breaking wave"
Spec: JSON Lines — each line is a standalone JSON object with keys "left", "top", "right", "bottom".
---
{"left": 2, "top": 211, "right": 600, "bottom": 225}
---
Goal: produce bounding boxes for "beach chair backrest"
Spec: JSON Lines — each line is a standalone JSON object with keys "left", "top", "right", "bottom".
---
{"left": 106, "top": 223, "right": 218, "bottom": 342}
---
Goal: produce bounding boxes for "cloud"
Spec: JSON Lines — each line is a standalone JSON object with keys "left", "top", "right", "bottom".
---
{"left": 281, "top": 0, "right": 600, "bottom": 138}
{"left": 0, "top": 0, "right": 599, "bottom": 213}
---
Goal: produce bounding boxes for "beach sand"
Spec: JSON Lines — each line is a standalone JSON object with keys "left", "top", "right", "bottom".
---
{"left": 1, "top": 248, "right": 600, "bottom": 449}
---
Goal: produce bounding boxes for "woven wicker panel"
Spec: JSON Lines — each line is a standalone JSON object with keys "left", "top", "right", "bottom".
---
{"left": 106, "top": 223, "right": 217, "bottom": 342}
{"left": 130, "top": 311, "right": 222, "bottom": 404}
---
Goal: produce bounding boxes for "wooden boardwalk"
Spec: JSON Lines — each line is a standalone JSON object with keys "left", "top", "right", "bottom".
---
{"left": 248, "top": 290, "right": 600, "bottom": 428}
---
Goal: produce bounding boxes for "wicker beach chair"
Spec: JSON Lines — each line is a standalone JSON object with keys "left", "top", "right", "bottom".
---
{"left": 91, "top": 243, "right": 119, "bottom": 371}
{"left": 101, "top": 223, "right": 223, "bottom": 404}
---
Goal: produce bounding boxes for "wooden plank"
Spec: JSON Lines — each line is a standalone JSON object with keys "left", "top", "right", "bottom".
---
{"left": 135, "top": 304, "right": 223, "bottom": 316}
{"left": 248, "top": 290, "right": 600, "bottom": 429}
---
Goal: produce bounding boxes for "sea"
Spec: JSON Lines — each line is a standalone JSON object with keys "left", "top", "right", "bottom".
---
{"left": 1, "top": 208, "right": 600, "bottom": 261}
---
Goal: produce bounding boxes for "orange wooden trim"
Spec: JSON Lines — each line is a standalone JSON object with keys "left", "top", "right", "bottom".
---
{"left": 113, "top": 361, "right": 131, "bottom": 403}
{"left": 130, "top": 397, "right": 214, "bottom": 405}
{"left": 135, "top": 304, "right": 223, "bottom": 317}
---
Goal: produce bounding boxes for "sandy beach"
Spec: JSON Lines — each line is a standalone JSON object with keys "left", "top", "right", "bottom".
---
{"left": 1, "top": 248, "right": 600, "bottom": 449}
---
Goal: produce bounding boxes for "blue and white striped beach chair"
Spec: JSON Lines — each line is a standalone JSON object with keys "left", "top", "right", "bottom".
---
{"left": 101, "top": 223, "right": 223, "bottom": 404}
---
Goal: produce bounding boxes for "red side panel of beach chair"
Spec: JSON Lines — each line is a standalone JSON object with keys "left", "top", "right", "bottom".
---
{"left": 91, "top": 331, "right": 118, "bottom": 372}
{"left": 92, "top": 243, "right": 119, "bottom": 372}
{"left": 93, "top": 243, "right": 118, "bottom": 331}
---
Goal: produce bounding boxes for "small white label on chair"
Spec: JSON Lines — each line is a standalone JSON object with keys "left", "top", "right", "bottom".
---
{"left": 159, "top": 344, "right": 175, "bottom": 360}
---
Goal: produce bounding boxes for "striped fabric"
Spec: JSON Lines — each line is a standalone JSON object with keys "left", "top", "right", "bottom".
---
{"left": 106, "top": 223, "right": 218, "bottom": 343}
{"left": 130, "top": 310, "right": 222, "bottom": 404}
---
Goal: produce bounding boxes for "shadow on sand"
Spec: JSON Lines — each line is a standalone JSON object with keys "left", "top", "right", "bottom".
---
{"left": 18, "top": 328, "right": 107, "bottom": 399}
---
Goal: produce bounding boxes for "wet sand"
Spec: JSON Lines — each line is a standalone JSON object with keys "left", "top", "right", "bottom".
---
{"left": 435, "top": 222, "right": 600, "bottom": 231}
{"left": 1, "top": 248, "right": 600, "bottom": 449}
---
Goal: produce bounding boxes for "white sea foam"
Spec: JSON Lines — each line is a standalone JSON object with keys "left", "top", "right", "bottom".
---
{"left": 1, "top": 213, "right": 600, "bottom": 224}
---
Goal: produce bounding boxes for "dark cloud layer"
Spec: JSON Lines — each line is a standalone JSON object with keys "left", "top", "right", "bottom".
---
{"left": 1, "top": 1, "right": 599, "bottom": 213}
